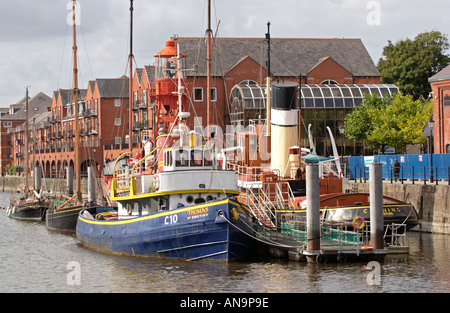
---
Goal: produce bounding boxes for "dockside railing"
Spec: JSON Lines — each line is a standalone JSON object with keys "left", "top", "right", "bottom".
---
{"left": 350, "top": 165, "right": 450, "bottom": 185}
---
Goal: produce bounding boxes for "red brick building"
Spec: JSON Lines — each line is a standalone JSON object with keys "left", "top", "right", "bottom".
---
{"left": 175, "top": 37, "right": 381, "bottom": 129}
{"left": 3, "top": 36, "right": 385, "bottom": 176}
{"left": 1, "top": 92, "right": 51, "bottom": 174}
{"left": 429, "top": 64, "right": 450, "bottom": 154}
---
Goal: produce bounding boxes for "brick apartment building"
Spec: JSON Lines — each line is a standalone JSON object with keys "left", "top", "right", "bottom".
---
{"left": 429, "top": 64, "right": 450, "bottom": 154}
{"left": 2, "top": 36, "right": 393, "bottom": 177}
{"left": 1, "top": 92, "right": 51, "bottom": 174}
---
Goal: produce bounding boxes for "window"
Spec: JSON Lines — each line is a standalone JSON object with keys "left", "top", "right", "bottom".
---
{"left": 191, "top": 149, "right": 203, "bottom": 166}
{"left": 3, "top": 121, "right": 12, "bottom": 127}
{"left": 320, "top": 79, "right": 338, "bottom": 85}
{"left": 114, "top": 99, "right": 121, "bottom": 107}
{"left": 175, "top": 149, "right": 189, "bottom": 167}
{"left": 194, "top": 125, "right": 204, "bottom": 137}
{"left": 115, "top": 137, "right": 122, "bottom": 145}
{"left": 114, "top": 118, "right": 121, "bottom": 126}
{"left": 239, "top": 80, "right": 258, "bottom": 86}
{"left": 211, "top": 88, "right": 217, "bottom": 102}
{"left": 143, "top": 90, "right": 148, "bottom": 105}
{"left": 164, "top": 150, "right": 173, "bottom": 167}
{"left": 194, "top": 88, "right": 203, "bottom": 102}
{"left": 203, "top": 148, "right": 213, "bottom": 167}
{"left": 444, "top": 94, "right": 450, "bottom": 107}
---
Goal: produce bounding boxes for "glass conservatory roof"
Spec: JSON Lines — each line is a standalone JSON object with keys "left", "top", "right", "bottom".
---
{"left": 300, "top": 84, "right": 399, "bottom": 109}
{"left": 230, "top": 83, "right": 399, "bottom": 111}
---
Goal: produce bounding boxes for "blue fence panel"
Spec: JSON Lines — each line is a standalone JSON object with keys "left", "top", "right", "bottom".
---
{"left": 348, "top": 154, "right": 450, "bottom": 181}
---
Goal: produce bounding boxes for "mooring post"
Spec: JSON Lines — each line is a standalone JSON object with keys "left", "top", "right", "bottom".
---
{"left": 306, "top": 164, "right": 321, "bottom": 260}
{"left": 34, "top": 166, "right": 42, "bottom": 193}
{"left": 369, "top": 163, "right": 384, "bottom": 249}
{"left": 88, "top": 165, "right": 96, "bottom": 203}
{"left": 67, "top": 166, "right": 74, "bottom": 196}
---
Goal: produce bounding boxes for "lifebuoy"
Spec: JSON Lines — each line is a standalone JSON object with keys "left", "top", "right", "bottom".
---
{"left": 152, "top": 174, "right": 160, "bottom": 191}
{"left": 352, "top": 216, "right": 365, "bottom": 230}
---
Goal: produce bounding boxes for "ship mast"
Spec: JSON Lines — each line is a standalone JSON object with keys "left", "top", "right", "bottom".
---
{"left": 24, "top": 86, "right": 29, "bottom": 198}
{"left": 206, "top": 0, "right": 212, "bottom": 129}
{"left": 265, "top": 21, "right": 271, "bottom": 136}
{"left": 72, "top": 0, "right": 82, "bottom": 203}
{"left": 128, "top": 0, "right": 134, "bottom": 153}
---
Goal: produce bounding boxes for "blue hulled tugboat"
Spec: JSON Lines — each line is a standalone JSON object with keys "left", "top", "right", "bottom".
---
{"left": 76, "top": 30, "right": 255, "bottom": 261}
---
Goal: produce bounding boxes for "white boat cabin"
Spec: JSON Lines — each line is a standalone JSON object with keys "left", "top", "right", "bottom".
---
{"left": 162, "top": 147, "right": 213, "bottom": 171}
{"left": 115, "top": 146, "right": 239, "bottom": 218}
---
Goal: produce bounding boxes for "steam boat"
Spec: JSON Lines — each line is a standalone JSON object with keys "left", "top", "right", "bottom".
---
{"left": 224, "top": 67, "right": 420, "bottom": 235}
{"left": 225, "top": 81, "right": 420, "bottom": 234}
{"left": 76, "top": 37, "right": 255, "bottom": 261}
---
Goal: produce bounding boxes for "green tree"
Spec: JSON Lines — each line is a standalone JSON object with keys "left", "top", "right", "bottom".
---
{"left": 377, "top": 30, "right": 450, "bottom": 99}
{"left": 345, "top": 93, "right": 433, "bottom": 154}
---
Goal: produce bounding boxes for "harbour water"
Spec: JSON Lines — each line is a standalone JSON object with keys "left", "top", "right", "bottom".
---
{"left": 0, "top": 192, "right": 449, "bottom": 293}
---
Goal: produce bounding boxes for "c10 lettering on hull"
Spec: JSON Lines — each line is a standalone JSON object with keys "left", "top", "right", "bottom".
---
{"left": 164, "top": 214, "right": 178, "bottom": 225}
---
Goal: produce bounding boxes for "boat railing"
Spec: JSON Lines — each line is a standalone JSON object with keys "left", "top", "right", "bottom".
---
{"left": 245, "top": 186, "right": 277, "bottom": 228}
{"left": 115, "top": 167, "right": 132, "bottom": 189}
{"left": 131, "top": 146, "right": 160, "bottom": 177}
{"left": 226, "top": 161, "right": 277, "bottom": 183}
{"left": 384, "top": 223, "right": 408, "bottom": 247}
{"left": 275, "top": 181, "right": 296, "bottom": 210}
{"left": 280, "top": 214, "right": 372, "bottom": 248}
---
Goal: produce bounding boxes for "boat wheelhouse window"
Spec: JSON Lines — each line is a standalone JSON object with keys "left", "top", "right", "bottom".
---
{"left": 191, "top": 149, "right": 203, "bottom": 166}
{"left": 175, "top": 149, "right": 189, "bottom": 167}
{"left": 203, "top": 149, "right": 213, "bottom": 167}
{"left": 164, "top": 150, "right": 173, "bottom": 167}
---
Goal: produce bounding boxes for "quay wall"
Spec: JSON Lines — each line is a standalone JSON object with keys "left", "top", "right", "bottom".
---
{"left": 1, "top": 176, "right": 89, "bottom": 195}
{"left": 344, "top": 182, "right": 450, "bottom": 235}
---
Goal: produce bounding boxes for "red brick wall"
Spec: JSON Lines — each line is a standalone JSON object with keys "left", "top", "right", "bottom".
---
{"left": 430, "top": 80, "right": 450, "bottom": 153}
{"left": 307, "top": 57, "right": 353, "bottom": 84}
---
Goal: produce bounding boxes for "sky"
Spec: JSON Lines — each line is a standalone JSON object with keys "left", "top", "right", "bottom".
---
{"left": 0, "top": 0, "right": 449, "bottom": 107}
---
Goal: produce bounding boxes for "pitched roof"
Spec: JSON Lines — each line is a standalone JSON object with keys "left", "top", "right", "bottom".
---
{"left": 176, "top": 37, "right": 380, "bottom": 78}
{"left": 428, "top": 64, "right": 450, "bottom": 82}
{"left": 0, "top": 92, "right": 51, "bottom": 121}
{"left": 144, "top": 65, "right": 155, "bottom": 84}
{"left": 95, "top": 78, "right": 129, "bottom": 98}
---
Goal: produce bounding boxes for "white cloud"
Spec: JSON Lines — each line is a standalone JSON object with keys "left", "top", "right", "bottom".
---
{"left": 0, "top": 0, "right": 449, "bottom": 106}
